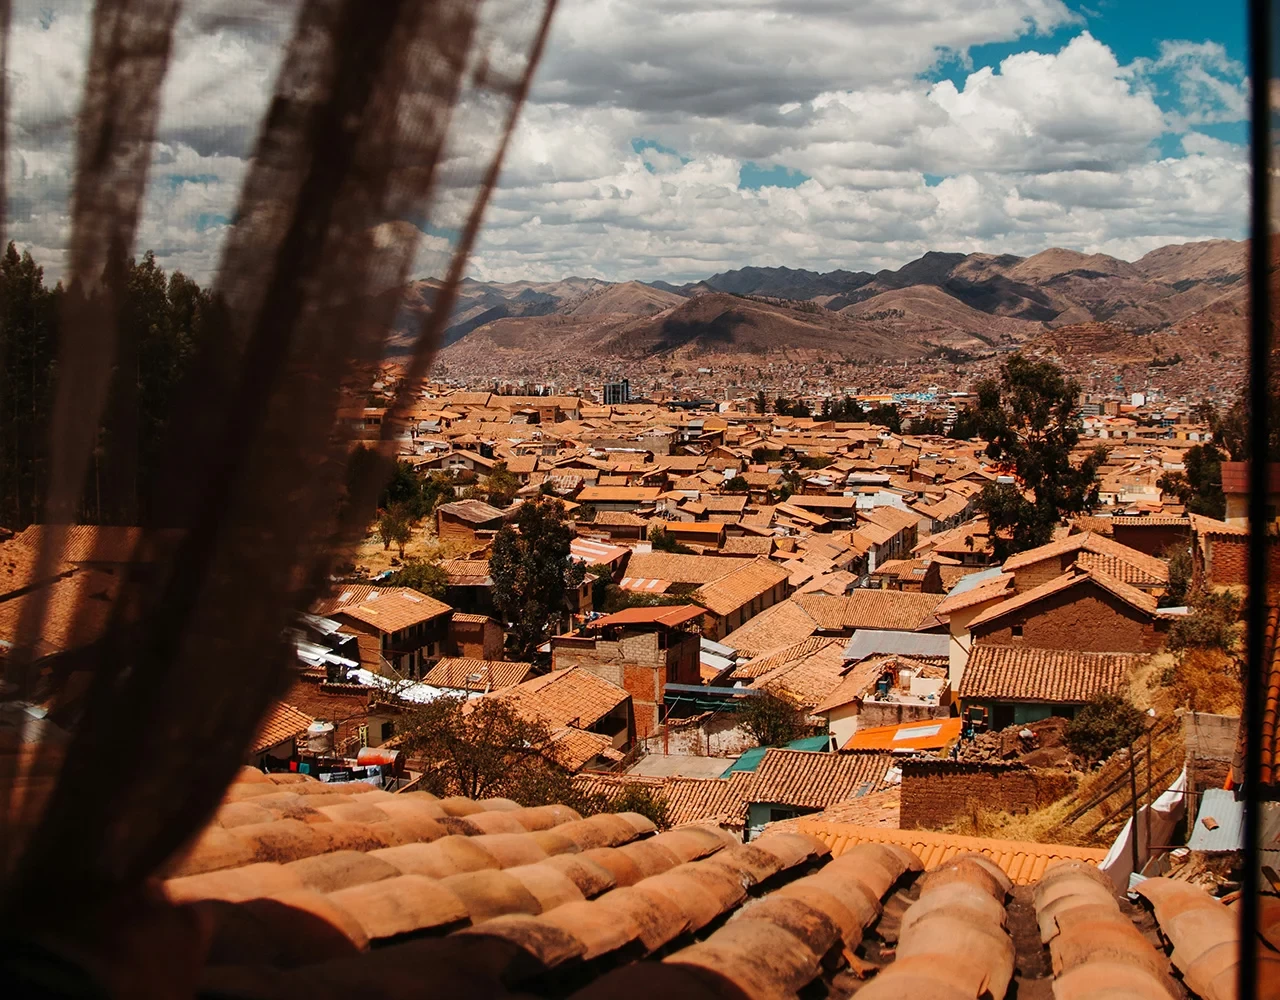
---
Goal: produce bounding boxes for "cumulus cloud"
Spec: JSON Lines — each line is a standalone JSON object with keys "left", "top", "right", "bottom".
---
{"left": 3, "top": 0, "right": 1252, "bottom": 285}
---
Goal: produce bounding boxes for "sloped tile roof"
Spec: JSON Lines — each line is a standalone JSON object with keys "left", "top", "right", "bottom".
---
{"left": 719, "top": 599, "right": 821, "bottom": 657}
{"left": 624, "top": 553, "right": 747, "bottom": 585}
{"left": 796, "top": 589, "right": 945, "bottom": 632}
{"left": 0, "top": 568, "right": 124, "bottom": 660}
{"left": 749, "top": 749, "right": 896, "bottom": 809}
{"left": 336, "top": 589, "right": 454, "bottom": 634}
{"left": 480, "top": 667, "right": 628, "bottom": 731}
{"left": 958, "top": 645, "right": 1138, "bottom": 703}
{"left": 420, "top": 658, "right": 534, "bottom": 692}
{"left": 935, "top": 572, "right": 1015, "bottom": 615}
{"left": 750, "top": 642, "right": 849, "bottom": 709}
{"left": 693, "top": 557, "right": 790, "bottom": 616}
{"left": 251, "top": 702, "right": 316, "bottom": 754}
{"left": 733, "top": 636, "right": 840, "bottom": 680}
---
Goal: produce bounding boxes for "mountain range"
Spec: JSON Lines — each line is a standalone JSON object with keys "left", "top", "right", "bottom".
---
{"left": 391, "top": 239, "right": 1248, "bottom": 365}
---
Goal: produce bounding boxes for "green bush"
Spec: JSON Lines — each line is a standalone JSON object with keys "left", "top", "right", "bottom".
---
{"left": 1065, "top": 693, "right": 1146, "bottom": 763}
{"left": 1167, "top": 588, "right": 1243, "bottom": 653}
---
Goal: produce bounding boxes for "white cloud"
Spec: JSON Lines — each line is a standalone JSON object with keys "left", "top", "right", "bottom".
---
{"left": 3, "top": 0, "right": 1251, "bottom": 286}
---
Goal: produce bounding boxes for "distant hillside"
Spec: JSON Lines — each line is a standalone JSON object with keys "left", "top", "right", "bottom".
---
{"left": 400, "top": 238, "right": 1250, "bottom": 365}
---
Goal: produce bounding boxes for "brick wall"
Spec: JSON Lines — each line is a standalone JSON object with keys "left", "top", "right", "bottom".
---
{"left": 900, "top": 760, "right": 1077, "bottom": 830}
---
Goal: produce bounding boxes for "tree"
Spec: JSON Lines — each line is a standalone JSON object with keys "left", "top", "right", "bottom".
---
{"left": 1156, "top": 443, "right": 1225, "bottom": 519}
{"left": 907, "top": 415, "right": 944, "bottom": 436}
{"left": 609, "top": 783, "right": 671, "bottom": 830}
{"left": 399, "top": 694, "right": 567, "bottom": 798}
{"left": 1167, "top": 588, "right": 1243, "bottom": 654}
{"left": 484, "top": 461, "right": 521, "bottom": 507}
{"left": 489, "top": 498, "right": 585, "bottom": 660}
{"left": 972, "top": 355, "right": 1108, "bottom": 560}
{"left": 723, "top": 475, "right": 749, "bottom": 493}
{"left": 1065, "top": 694, "right": 1146, "bottom": 764}
{"left": 385, "top": 558, "right": 449, "bottom": 599}
{"left": 755, "top": 389, "right": 768, "bottom": 416}
{"left": 865, "top": 403, "right": 901, "bottom": 433}
{"left": 377, "top": 503, "right": 412, "bottom": 555}
{"left": 1160, "top": 542, "right": 1192, "bottom": 608}
{"left": 738, "top": 691, "right": 807, "bottom": 748}
{"left": 949, "top": 407, "right": 981, "bottom": 441}
{"left": 649, "top": 525, "right": 694, "bottom": 554}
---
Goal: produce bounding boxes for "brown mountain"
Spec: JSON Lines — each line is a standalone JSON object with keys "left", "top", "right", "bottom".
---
{"left": 410, "top": 238, "right": 1249, "bottom": 364}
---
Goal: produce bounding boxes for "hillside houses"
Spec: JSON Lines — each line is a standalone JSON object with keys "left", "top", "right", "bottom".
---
{"left": 103, "top": 376, "right": 1237, "bottom": 830}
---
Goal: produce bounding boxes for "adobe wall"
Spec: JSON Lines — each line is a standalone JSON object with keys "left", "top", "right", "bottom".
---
{"left": 900, "top": 760, "right": 1077, "bottom": 830}
{"left": 1011, "top": 555, "right": 1072, "bottom": 593}
{"left": 660, "top": 714, "right": 757, "bottom": 757}
{"left": 973, "top": 583, "right": 1161, "bottom": 653}
{"left": 1113, "top": 523, "right": 1188, "bottom": 557}
{"left": 858, "top": 700, "right": 950, "bottom": 729}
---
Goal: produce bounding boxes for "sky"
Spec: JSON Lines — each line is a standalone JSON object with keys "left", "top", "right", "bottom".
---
{"left": 7, "top": 0, "right": 1252, "bottom": 285}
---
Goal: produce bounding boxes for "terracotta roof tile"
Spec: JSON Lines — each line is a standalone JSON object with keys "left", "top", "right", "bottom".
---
{"left": 420, "top": 658, "right": 534, "bottom": 692}
{"left": 479, "top": 667, "right": 628, "bottom": 730}
{"left": 693, "top": 557, "right": 790, "bottom": 616}
{"left": 333, "top": 588, "right": 453, "bottom": 634}
{"left": 959, "top": 645, "right": 1138, "bottom": 703}
{"left": 623, "top": 553, "right": 748, "bottom": 585}
{"left": 720, "top": 599, "right": 821, "bottom": 657}
{"left": 251, "top": 703, "right": 316, "bottom": 754}
{"left": 749, "top": 749, "right": 896, "bottom": 810}
{"left": 795, "top": 820, "right": 1107, "bottom": 885}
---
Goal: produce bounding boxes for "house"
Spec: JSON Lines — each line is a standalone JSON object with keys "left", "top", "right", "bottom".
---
{"left": 246, "top": 702, "right": 315, "bottom": 769}
{"left": 967, "top": 568, "right": 1165, "bottom": 654}
{"left": 320, "top": 586, "right": 454, "bottom": 677}
{"left": 445, "top": 611, "right": 505, "bottom": 660}
{"left": 1000, "top": 531, "right": 1169, "bottom": 595}
{"left": 742, "top": 748, "right": 896, "bottom": 838}
{"left": 651, "top": 520, "right": 728, "bottom": 549}
{"left": 693, "top": 557, "right": 792, "bottom": 640}
{"left": 1110, "top": 514, "right": 1191, "bottom": 557}
{"left": 435, "top": 498, "right": 517, "bottom": 544}
{"left": 933, "top": 568, "right": 1015, "bottom": 689}
{"left": 854, "top": 506, "right": 921, "bottom": 568}
{"left": 1220, "top": 460, "right": 1280, "bottom": 527}
{"left": 814, "top": 654, "right": 952, "bottom": 747}
{"left": 550, "top": 604, "right": 705, "bottom": 738}
{"left": 729, "top": 636, "right": 848, "bottom": 714}
{"left": 438, "top": 559, "right": 494, "bottom": 614}
{"left": 569, "top": 537, "right": 632, "bottom": 578}
{"left": 957, "top": 646, "right": 1139, "bottom": 729}
{"left": 575, "top": 486, "right": 661, "bottom": 512}
{"left": 718, "top": 589, "right": 946, "bottom": 658}
{"left": 481, "top": 664, "right": 634, "bottom": 764}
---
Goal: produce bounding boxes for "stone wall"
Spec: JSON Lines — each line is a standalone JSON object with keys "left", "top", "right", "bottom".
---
{"left": 900, "top": 759, "right": 1077, "bottom": 830}
{"left": 659, "top": 714, "right": 757, "bottom": 757}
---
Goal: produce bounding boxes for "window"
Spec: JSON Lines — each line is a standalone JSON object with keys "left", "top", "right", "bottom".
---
{"left": 381, "top": 721, "right": 395, "bottom": 741}
{"left": 1011, "top": 624, "right": 1023, "bottom": 637}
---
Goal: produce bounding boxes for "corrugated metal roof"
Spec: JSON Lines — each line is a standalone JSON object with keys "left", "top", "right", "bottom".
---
{"left": 1186, "top": 788, "right": 1244, "bottom": 851}
{"left": 945, "top": 564, "right": 1006, "bottom": 598}
{"left": 842, "top": 628, "right": 949, "bottom": 662}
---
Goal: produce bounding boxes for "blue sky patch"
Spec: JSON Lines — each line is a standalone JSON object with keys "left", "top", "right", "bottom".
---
{"left": 739, "top": 162, "right": 809, "bottom": 190}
